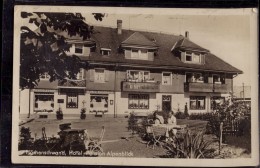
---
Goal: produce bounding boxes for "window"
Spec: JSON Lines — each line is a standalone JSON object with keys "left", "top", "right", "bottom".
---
{"left": 129, "top": 94, "right": 149, "bottom": 109}
{"left": 76, "top": 69, "right": 84, "bottom": 80}
{"left": 127, "top": 70, "right": 150, "bottom": 82}
{"left": 75, "top": 44, "right": 83, "bottom": 54}
{"left": 190, "top": 96, "right": 205, "bottom": 110}
{"left": 90, "top": 94, "right": 108, "bottom": 113}
{"left": 213, "top": 74, "right": 225, "bottom": 84}
{"left": 67, "top": 93, "right": 78, "bottom": 108}
{"left": 94, "top": 69, "right": 105, "bottom": 83}
{"left": 186, "top": 72, "right": 204, "bottom": 83}
{"left": 100, "top": 48, "right": 111, "bottom": 56}
{"left": 186, "top": 52, "right": 192, "bottom": 62}
{"left": 34, "top": 92, "right": 54, "bottom": 112}
{"left": 40, "top": 72, "right": 50, "bottom": 80}
{"left": 131, "top": 49, "right": 148, "bottom": 60}
{"left": 162, "top": 72, "right": 172, "bottom": 85}
{"left": 185, "top": 52, "right": 201, "bottom": 64}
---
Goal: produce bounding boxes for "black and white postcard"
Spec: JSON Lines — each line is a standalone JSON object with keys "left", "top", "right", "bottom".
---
{"left": 12, "top": 6, "right": 259, "bottom": 166}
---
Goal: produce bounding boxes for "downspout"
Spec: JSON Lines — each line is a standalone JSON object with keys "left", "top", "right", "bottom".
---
{"left": 27, "top": 88, "right": 31, "bottom": 118}
{"left": 114, "top": 63, "right": 118, "bottom": 118}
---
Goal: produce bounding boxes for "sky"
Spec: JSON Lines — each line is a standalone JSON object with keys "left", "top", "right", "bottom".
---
{"left": 83, "top": 13, "right": 252, "bottom": 87}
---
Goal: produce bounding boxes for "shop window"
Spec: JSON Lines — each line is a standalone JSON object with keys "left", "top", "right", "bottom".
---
{"left": 128, "top": 94, "right": 149, "bottom": 109}
{"left": 75, "top": 44, "right": 83, "bottom": 54}
{"left": 162, "top": 72, "right": 172, "bottom": 85}
{"left": 67, "top": 93, "right": 78, "bottom": 108}
{"left": 190, "top": 96, "right": 205, "bottom": 110}
{"left": 90, "top": 94, "right": 108, "bottom": 113}
{"left": 94, "top": 69, "right": 105, "bottom": 83}
{"left": 34, "top": 92, "right": 54, "bottom": 112}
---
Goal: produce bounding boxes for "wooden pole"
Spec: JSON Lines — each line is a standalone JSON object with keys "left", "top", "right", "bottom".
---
{"left": 219, "top": 122, "right": 223, "bottom": 155}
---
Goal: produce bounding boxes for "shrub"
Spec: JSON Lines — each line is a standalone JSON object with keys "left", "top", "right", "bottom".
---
{"left": 80, "top": 108, "right": 86, "bottom": 119}
{"left": 56, "top": 107, "right": 63, "bottom": 120}
{"left": 19, "top": 127, "right": 34, "bottom": 150}
{"left": 128, "top": 113, "right": 138, "bottom": 134}
{"left": 165, "top": 130, "right": 215, "bottom": 158}
{"left": 189, "top": 112, "right": 212, "bottom": 121}
{"left": 175, "top": 111, "right": 187, "bottom": 119}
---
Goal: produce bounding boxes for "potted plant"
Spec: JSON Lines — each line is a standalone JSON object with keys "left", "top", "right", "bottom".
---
{"left": 56, "top": 107, "right": 63, "bottom": 120}
{"left": 80, "top": 107, "right": 86, "bottom": 119}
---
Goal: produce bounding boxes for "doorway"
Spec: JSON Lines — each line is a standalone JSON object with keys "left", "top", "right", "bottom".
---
{"left": 162, "top": 95, "right": 172, "bottom": 112}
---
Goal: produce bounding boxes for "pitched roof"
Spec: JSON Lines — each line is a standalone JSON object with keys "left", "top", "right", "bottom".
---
{"left": 74, "top": 26, "right": 242, "bottom": 74}
{"left": 174, "top": 37, "right": 209, "bottom": 52}
{"left": 121, "top": 32, "right": 158, "bottom": 47}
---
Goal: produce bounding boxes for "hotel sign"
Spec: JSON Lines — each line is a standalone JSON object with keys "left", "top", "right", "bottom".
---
{"left": 122, "top": 81, "right": 160, "bottom": 92}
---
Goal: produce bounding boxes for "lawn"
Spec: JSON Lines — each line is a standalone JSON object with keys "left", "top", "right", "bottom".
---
{"left": 18, "top": 115, "right": 251, "bottom": 158}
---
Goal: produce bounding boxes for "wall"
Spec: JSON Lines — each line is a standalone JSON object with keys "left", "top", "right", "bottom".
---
{"left": 20, "top": 89, "right": 30, "bottom": 114}
{"left": 85, "top": 68, "right": 115, "bottom": 91}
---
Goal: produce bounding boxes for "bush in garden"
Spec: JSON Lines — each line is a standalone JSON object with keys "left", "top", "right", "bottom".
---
{"left": 56, "top": 107, "right": 63, "bottom": 120}
{"left": 128, "top": 113, "right": 138, "bottom": 134}
{"left": 165, "top": 129, "right": 215, "bottom": 158}
{"left": 175, "top": 111, "right": 187, "bottom": 119}
{"left": 189, "top": 113, "right": 212, "bottom": 121}
{"left": 184, "top": 103, "right": 189, "bottom": 118}
{"left": 19, "top": 127, "right": 34, "bottom": 150}
{"left": 80, "top": 108, "right": 86, "bottom": 119}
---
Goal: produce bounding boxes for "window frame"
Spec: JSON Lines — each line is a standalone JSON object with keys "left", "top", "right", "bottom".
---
{"left": 127, "top": 70, "right": 150, "bottom": 82}
{"left": 100, "top": 48, "right": 111, "bottom": 56}
{"left": 128, "top": 94, "right": 149, "bottom": 109}
{"left": 185, "top": 51, "right": 202, "bottom": 64}
{"left": 94, "top": 68, "right": 105, "bottom": 83}
{"left": 130, "top": 48, "right": 148, "bottom": 60}
{"left": 190, "top": 96, "right": 206, "bottom": 110}
{"left": 66, "top": 93, "right": 78, "bottom": 108}
{"left": 162, "top": 72, "right": 172, "bottom": 85}
{"left": 74, "top": 44, "right": 83, "bottom": 54}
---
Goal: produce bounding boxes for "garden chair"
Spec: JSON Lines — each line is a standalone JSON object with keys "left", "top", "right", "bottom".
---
{"left": 146, "top": 126, "right": 166, "bottom": 149}
{"left": 87, "top": 126, "right": 105, "bottom": 153}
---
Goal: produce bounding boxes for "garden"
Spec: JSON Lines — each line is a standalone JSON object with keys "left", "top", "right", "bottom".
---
{"left": 18, "top": 100, "right": 251, "bottom": 158}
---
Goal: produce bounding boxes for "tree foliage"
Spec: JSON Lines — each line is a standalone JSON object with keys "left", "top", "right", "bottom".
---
{"left": 20, "top": 12, "right": 104, "bottom": 89}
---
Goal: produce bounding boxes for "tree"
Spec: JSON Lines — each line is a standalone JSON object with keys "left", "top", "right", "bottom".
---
{"left": 20, "top": 12, "right": 104, "bottom": 89}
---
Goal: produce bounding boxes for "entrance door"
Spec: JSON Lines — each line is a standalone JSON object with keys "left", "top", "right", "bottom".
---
{"left": 162, "top": 95, "right": 172, "bottom": 112}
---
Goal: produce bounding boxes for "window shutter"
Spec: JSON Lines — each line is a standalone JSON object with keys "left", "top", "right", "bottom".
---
{"left": 148, "top": 52, "right": 154, "bottom": 61}
{"left": 89, "top": 69, "right": 94, "bottom": 82}
{"left": 201, "top": 55, "right": 205, "bottom": 64}
{"left": 105, "top": 70, "right": 109, "bottom": 82}
{"left": 125, "top": 49, "right": 131, "bottom": 59}
{"left": 181, "top": 52, "right": 186, "bottom": 62}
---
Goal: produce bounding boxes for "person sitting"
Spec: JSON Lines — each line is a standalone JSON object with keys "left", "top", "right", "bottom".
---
{"left": 167, "top": 111, "right": 177, "bottom": 125}
{"left": 153, "top": 112, "right": 164, "bottom": 125}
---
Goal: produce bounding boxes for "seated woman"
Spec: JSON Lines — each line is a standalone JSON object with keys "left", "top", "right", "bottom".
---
{"left": 167, "top": 111, "right": 177, "bottom": 125}
{"left": 153, "top": 112, "right": 164, "bottom": 125}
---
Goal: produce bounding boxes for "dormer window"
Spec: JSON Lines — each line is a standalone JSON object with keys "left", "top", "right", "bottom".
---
{"left": 75, "top": 44, "right": 83, "bottom": 54}
{"left": 184, "top": 51, "right": 204, "bottom": 64}
{"left": 130, "top": 49, "right": 148, "bottom": 60}
{"left": 100, "top": 48, "right": 111, "bottom": 56}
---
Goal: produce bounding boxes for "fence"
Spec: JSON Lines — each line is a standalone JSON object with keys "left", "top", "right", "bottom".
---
{"left": 222, "top": 118, "right": 241, "bottom": 136}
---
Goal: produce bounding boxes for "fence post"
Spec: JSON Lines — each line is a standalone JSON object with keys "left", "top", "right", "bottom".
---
{"left": 219, "top": 122, "right": 223, "bottom": 155}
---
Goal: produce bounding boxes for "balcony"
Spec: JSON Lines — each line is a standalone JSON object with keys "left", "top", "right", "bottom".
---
{"left": 122, "top": 80, "right": 160, "bottom": 93}
{"left": 58, "top": 79, "right": 86, "bottom": 88}
{"left": 184, "top": 82, "right": 228, "bottom": 93}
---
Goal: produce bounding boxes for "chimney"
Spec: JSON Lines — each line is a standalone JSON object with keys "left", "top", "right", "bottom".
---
{"left": 185, "top": 31, "right": 189, "bottom": 39}
{"left": 117, "top": 20, "right": 122, "bottom": 35}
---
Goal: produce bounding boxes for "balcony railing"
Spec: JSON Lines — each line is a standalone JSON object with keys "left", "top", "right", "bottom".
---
{"left": 122, "top": 80, "right": 160, "bottom": 92}
{"left": 184, "top": 82, "right": 228, "bottom": 93}
{"left": 58, "top": 79, "right": 86, "bottom": 88}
